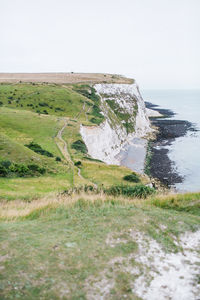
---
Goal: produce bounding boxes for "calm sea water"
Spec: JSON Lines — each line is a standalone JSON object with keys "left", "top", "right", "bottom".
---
{"left": 142, "top": 89, "right": 200, "bottom": 192}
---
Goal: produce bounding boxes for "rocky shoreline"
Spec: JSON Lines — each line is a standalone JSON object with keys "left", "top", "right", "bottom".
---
{"left": 145, "top": 102, "right": 197, "bottom": 188}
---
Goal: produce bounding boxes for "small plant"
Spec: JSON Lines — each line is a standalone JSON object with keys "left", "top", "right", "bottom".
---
{"left": 55, "top": 107, "right": 65, "bottom": 112}
{"left": 83, "top": 156, "right": 103, "bottom": 163}
{"left": 104, "top": 184, "right": 155, "bottom": 198}
{"left": 90, "top": 117, "right": 103, "bottom": 125}
{"left": 27, "top": 164, "right": 46, "bottom": 175}
{"left": 39, "top": 102, "right": 49, "bottom": 107}
{"left": 0, "top": 164, "right": 9, "bottom": 177}
{"left": 25, "top": 141, "right": 54, "bottom": 157}
{"left": 71, "top": 140, "right": 88, "bottom": 154}
{"left": 74, "top": 161, "right": 82, "bottom": 167}
{"left": 55, "top": 156, "right": 61, "bottom": 162}
{"left": 0, "top": 160, "right": 46, "bottom": 177}
{"left": 123, "top": 173, "right": 140, "bottom": 183}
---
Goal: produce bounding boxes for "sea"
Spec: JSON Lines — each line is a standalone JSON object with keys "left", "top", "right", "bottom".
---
{"left": 142, "top": 89, "right": 200, "bottom": 192}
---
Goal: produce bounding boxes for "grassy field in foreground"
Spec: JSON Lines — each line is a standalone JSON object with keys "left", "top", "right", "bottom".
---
{"left": 0, "top": 192, "right": 199, "bottom": 299}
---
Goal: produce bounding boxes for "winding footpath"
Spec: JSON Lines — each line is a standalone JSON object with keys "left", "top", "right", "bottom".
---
{"left": 56, "top": 119, "right": 72, "bottom": 164}
{"left": 55, "top": 100, "right": 97, "bottom": 187}
{"left": 56, "top": 118, "right": 84, "bottom": 180}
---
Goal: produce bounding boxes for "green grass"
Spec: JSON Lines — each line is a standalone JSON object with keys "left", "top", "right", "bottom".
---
{"left": 0, "top": 173, "right": 73, "bottom": 201}
{"left": 0, "top": 107, "right": 64, "bottom": 158}
{"left": 149, "top": 192, "right": 200, "bottom": 215}
{"left": 0, "top": 83, "right": 93, "bottom": 119}
{"left": 81, "top": 161, "right": 148, "bottom": 187}
{"left": 0, "top": 194, "right": 199, "bottom": 299}
{"left": 0, "top": 107, "right": 71, "bottom": 197}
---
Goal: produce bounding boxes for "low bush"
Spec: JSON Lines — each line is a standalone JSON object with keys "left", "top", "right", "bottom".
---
{"left": 43, "top": 110, "right": 48, "bottom": 114}
{"left": 104, "top": 184, "right": 155, "bottom": 198}
{"left": 25, "top": 141, "right": 54, "bottom": 157}
{"left": 83, "top": 156, "right": 103, "bottom": 163}
{"left": 73, "top": 85, "right": 100, "bottom": 103}
{"left": 55, "top": 107, "right": 65, "bottom": 112}
{"left": 62, "top": 184, "right": 155, "bottom": 199}
{"left": 0, "top": 160, "right": 46, "bottom": 177}
{"left": 39, "top": 102, "right": 49, "bottom": 107}
{"left": 89, "top": 105, "right": 105, "bottom": 125}
{"left": 71, "top": 140, "right": 88, "bottom": 154}
{"left": 123, "top": 173, "right": 140, "bottom": 183}
{"left": 74, "top": 161, "right": 82, "bottom": 166}
{"left": 55, "top": 156, "right": 61, "bottom": 162}
{"left": 90, "top": 117, "right": 102, "bottom": 125}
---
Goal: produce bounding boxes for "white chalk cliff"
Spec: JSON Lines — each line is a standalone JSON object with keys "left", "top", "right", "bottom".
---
{"left": 80, "top": 83, "right": 152, "bottom": 165}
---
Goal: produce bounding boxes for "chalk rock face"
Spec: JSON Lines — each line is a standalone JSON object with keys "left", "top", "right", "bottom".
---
{"left": 80, "top": 83, "right": 152, "bottom": 164}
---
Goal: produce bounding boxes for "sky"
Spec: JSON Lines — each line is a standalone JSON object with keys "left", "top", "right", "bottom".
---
{"left": 0, "top": 0, "right": 199, "bottom": 89}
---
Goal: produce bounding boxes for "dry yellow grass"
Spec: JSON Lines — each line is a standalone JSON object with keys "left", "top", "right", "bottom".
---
{"left": 1, "top": 190, "right": 199, "bottom": 221}
{"left": 0, "top": 192, "right": 145, "bottom": 221}
{"left": 0, "top": 73, "right": 134, "bottom": 84}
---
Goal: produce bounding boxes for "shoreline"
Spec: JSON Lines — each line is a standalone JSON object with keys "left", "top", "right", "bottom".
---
{"left": 145, "top": 102, "right": 197, "bottom": 189}
{"left": 117, "top": 137, "right": 147, "bottom": 174}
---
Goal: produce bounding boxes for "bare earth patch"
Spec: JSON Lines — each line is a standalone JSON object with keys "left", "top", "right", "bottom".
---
{"left": 85, "top": 230, "right": 200, "bottom": 300}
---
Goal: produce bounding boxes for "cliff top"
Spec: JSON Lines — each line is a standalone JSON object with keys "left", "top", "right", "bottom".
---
{"left": 0, "top": 72, "right": 134, "bottom": 84}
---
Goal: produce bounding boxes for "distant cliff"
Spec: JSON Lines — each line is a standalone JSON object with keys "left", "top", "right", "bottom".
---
{"left": 80, "top": 83, "right": 152, "bottom": 164}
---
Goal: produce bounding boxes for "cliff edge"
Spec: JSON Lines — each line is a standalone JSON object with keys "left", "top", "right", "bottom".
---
{"left": 80, "top": 82, "right": 152, "bottom": 165}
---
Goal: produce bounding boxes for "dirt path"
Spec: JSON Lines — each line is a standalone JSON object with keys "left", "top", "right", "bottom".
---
{"left": 56, "top": 101, "right": 97, "bottom": 185}
{"left": 56, "top": 118, "right": 84, "bottom": 180}
{"left": 56, "top": 119, "right": 73, "bottom": 164}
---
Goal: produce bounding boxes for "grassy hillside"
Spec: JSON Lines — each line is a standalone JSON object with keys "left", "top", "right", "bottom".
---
{"left": 0, "top": 82, "right": 148, "bottom": 200}
{"left": 0, "top": 193, "right": 199, "bottom": 299}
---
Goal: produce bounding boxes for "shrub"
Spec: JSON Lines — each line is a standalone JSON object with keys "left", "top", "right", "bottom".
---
{"left": 73, "top": 85, "right": 100, "bottom": 103}
{"left": 74, "top": 161, "right": 82, "bottom": 166}
{"left": 0, "top": 159, "right": 46, "bottom": 177}
{"left": 0, "top": 101, "right": 3, "bottom": 106}
{"left": 39, "top": 102, "right": 49, "bottom": 107}
{"left": 71, "top": 140, "right": 88, "bottom": 154}
{"left": 104, "top": 184, "right": 155, "bottom": 198}
{"left": 90, "top": 105, "right": 105, "bottom": 125}
{"left": 123, "top": 173, "right": 140, "bottom": 183}
{"left": 25, "top": 141, "right": 54, "bottom": 157}
{"left": 83, "top": 156, "right": 104, "bottom": 163}
{"left": 55, "top": 156, "right": 61, "bottom": 162}
{"left": 27, "top": 164, "right": 46, "bottom": 174}
{"left": 90, "top": 117, "right": 102, "bottom": 125}
{"left": 9, "top": 163, "right": 29, "bottom": 176}
{"left": 0, "top": 164, "right": 8, "bottom": 177}
{"left": 55, "top": 107, "right": 65, "bottom": 112}
{"left": 0, "top": 160, "right": 12, "bottom": 169}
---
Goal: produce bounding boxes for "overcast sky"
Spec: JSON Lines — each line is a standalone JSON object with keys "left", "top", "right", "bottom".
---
{"left": 0, "top": 0, "right": 199, "bottom": 88}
